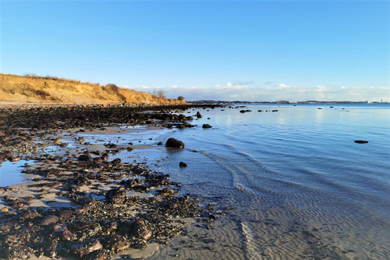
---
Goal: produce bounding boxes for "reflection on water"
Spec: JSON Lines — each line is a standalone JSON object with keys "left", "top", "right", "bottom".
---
{"left": 0, "top": 160, "right": 30, "bottom": 187}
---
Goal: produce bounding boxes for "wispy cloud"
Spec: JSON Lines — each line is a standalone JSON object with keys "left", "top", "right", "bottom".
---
{"left": 124, "top": 83, "right": 390, "bottom": 102}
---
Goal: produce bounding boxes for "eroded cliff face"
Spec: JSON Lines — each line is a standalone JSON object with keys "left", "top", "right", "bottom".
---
{"left": 0, "top": 73, "right": 185, "bottom": 105}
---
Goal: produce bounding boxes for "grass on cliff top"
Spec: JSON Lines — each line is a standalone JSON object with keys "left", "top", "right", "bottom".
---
{"left": 0, "top": 73, "right": 185, "bottom": 105}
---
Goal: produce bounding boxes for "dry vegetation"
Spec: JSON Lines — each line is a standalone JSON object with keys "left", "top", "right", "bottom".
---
{"left": 0, "top": 73, "right": 185, "bottom": 105}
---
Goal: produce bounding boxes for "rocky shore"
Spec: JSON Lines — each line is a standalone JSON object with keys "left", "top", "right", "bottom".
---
{"left": 0, "top": 104, "right": 220, "bottom": 259}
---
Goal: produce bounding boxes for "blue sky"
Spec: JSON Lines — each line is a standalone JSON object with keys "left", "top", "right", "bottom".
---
{"left": 1, "top": 0, "right": 389, "bottom": 101}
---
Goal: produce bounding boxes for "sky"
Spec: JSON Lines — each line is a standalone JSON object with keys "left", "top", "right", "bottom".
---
{"left": 1, "top": 0, "right": 389, "bottom": 102}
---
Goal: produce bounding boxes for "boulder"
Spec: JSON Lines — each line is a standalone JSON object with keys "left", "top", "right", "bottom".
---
{"left": 78, "top": 154, "right": 92, "bottom": 161}
{"left": 354, "top": 140, "right": 368, "bottom": 144}
{"left": 179, "top": 162, "right": 187, "bottom": 167}
{"left": 202, "top": 124, "right": 212, "bottom": 128}
{"left": 196, "top": 111, "right": 202, "bottom": 118}
{"left": 165, "top": 138, "right": 185, "bottom": 149}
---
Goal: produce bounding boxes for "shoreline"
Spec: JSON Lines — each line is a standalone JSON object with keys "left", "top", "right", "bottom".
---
{"left": 0, "top": 104, "right": 220, "bottom": 259}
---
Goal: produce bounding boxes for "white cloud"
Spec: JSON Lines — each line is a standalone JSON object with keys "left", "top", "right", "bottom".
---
{"left": 215, "top": 82, "right": 249, "bottom": 90}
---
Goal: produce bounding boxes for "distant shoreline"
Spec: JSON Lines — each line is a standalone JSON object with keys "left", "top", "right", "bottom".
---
{"left": 188, "top": 100, "right": 389, "bottom": 105}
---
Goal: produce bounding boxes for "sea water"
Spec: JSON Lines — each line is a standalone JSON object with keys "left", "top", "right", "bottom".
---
{"left": 149, "top": 104, "right": 390, "bottom": 259}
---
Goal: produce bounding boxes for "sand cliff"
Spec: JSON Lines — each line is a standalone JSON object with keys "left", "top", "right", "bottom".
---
{"left": 0, "top": 73, "right": 185, "bottom": 105}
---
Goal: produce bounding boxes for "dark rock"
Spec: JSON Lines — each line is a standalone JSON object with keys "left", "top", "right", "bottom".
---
{"left": 165, "top": 138, "right": 185, "bottom": 148}
{"left": 53, "top": 228, "right": 74, "bottom": 241}
{"left": 105, "top": 188, "right": 125, "bottom": 204}
{"left": 355, "top": 140, "right": 368, "bottom": 144}
{"left": 71, "top": 239, "right": 103, "bottom": 258}
{"left": 111, "top": 158, "right": 122, "bottom": 166}
{"left": 202, "top": 124, "right": 212, "bottom": 128}
{"left": 104, "top": 143, "right": 117, "bottom": 148}
{"left": 101, "top": 153, "right": 109, "bottom": 161}
{"left": 208, "top": 214, "right": 216, "bottom": 222}
{"left": 179, "top": 161, "right": 187, "bottom": 167}
{"left": 196, "top": 111, "right": 202, "bottom": 118}
{"left": 158, "top": 187, "right": 179, "bottom": 196}
{"left": 107, "top": 234, "right": 130, "bottom": 251}
{"left": 157, "top": 141, "right": 163, "bottom": 145}
{"left": 127, "top": 218, "right": 152, "bottom": 241}
{"left": 78, "top": 154, "right": 92, "bottom": 161}
{"left": 132, "top": 185, "right": 147, "bottom": 192}
{"left": 240, "top": 110, "right": 246, "bottom": 113}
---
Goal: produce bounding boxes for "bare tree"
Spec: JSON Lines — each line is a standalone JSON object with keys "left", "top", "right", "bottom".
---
{"left": 157, "top": 90, "right": 165, "bottom": 99}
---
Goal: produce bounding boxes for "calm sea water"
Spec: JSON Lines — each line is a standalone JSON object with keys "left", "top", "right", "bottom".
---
{"left": 149, "top": 104, "right": 390, "bottom": 259}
